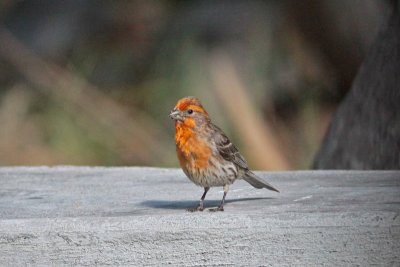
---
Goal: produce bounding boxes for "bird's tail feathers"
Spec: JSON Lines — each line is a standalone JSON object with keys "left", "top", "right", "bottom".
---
{"left": 243, "top": 171, "right": 279, "bottom": 192}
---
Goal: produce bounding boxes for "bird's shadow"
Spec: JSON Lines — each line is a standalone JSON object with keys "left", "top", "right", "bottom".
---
{"left": 140, "top": 197, "right": 274, "bottom": 210}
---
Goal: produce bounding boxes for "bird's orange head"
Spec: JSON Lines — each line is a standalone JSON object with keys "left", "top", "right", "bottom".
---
{"left": 169, "top": 96, "right": 209, "bottom": 129}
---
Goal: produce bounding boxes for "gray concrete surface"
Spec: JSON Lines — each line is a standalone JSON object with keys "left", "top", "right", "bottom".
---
{"left": 0, "top": 167, "right": 399, "bottom": 266}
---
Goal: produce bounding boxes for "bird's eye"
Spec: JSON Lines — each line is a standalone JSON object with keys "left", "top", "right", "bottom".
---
{"left": 187, "top": 109, "right": 193, "bottom": 114}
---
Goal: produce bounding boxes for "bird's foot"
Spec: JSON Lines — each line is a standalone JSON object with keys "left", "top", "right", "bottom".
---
{"left": 208, "top": 206, "right": 224, "bottom": 212}
{"left": 187, "top": 204, "right": 204, "bottom": 212}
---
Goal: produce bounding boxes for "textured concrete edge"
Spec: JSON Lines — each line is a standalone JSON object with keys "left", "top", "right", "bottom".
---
{"left": 1, "top": 165, "right": 399, "bottom": 175}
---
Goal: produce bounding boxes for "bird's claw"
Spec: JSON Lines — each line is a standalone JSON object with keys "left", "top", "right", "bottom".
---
{"left": 208, "top": 206, "right": 224, "bottom": 212}
{"left": 187, "top": 205, "right": 204, "bottom": 212}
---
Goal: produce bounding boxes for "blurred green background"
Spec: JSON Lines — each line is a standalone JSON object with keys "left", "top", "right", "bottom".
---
{"left": 0, "top": 0, "right": 391, "bottom": 169}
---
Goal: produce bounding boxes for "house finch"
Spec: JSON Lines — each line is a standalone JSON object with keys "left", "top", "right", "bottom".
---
{"left": 169, "top": 96, "right": 279, "bottom": 212}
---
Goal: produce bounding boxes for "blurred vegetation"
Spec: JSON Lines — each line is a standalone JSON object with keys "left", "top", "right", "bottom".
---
{"left": 0, "top": 0, "right": 391, "bottom": 169}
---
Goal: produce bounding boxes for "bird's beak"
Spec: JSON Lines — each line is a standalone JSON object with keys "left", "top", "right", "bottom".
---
{"left": 169, "top": 109, "right": 183, "bottom": 121}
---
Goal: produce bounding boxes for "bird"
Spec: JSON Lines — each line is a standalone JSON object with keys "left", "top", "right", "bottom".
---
{"left": 169, "top": 96, "right": 279, "bottom": 212}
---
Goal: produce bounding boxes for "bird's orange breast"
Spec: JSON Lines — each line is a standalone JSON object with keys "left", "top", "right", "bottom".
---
{"left": 175, "top": 122, "right": 211, "bottom": 170}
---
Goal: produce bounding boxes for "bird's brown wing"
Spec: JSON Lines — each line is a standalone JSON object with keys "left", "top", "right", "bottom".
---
{"left": 212, "top": 124, "right": 280, "bottom": 192}
{"left": 212, "top": 124, "right": 249, "bottom": 170}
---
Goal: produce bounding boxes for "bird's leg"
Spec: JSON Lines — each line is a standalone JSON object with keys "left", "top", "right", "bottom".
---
{"left": 187, "top": 187, "right": 209, "bottom": 212}
{"left": 197, "top": 187, "right": 209, "bottom": 211}
{"left": 209, "top": 185, "right": 229, "bottom": 212}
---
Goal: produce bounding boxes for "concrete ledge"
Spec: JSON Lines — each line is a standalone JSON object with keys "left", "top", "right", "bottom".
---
{"left": 0, "top": 167, "right": 399, "bottom": 265}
